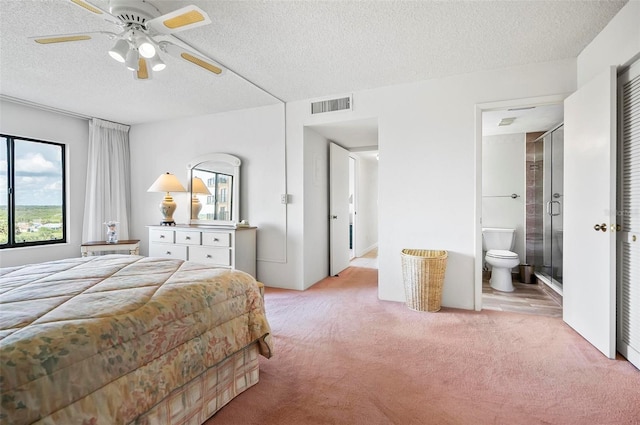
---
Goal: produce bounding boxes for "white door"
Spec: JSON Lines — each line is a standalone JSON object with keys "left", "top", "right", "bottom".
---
{"left": 617, "top": 62, "right": 640, "bottom": 369}
{"left": 563, "top": 66, "right": 617, "bottom": 359}
{"left": 330, "top": 142, "right": 351, "bottom": 275}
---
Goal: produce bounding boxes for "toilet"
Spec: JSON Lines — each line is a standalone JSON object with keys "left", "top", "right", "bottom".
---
{"left": 482, "top": 227, "right": 520, "bottom": 292}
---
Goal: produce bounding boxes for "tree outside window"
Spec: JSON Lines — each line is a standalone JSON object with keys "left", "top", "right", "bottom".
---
{"left": 1, "top": 135, "right": 66, "bottom": 248}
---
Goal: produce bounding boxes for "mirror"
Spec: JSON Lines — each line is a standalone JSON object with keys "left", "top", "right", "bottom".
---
{"left": 187, "top": 153, "right": 240, "bottom": 227}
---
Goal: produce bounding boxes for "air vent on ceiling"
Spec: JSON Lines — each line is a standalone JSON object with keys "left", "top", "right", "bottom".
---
{"left": 498, "top": 117, "right": 517, "bottom": 126}
{"left": 311, "top": 96, "right": 352, "bottom": 114}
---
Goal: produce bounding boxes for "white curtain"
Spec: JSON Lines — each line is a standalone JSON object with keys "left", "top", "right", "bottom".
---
{"left": 82, "top": 118, "right": 131, "bottom": 242}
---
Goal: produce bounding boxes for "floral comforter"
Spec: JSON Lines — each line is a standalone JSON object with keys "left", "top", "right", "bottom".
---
{"left": 0, "top": 255, "right": 272, "bottom": 425}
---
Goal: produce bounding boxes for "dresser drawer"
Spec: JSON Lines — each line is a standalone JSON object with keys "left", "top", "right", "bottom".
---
{"left": 202, "top": 232, "right": 231, "bottom": 247}
{"left": 150, "top": 229, "right": 174, "bottom": 243}
{"left": 149, "top": 243, "right": 187, "bottom": 260}
{"left": 189, "top": 246, "right": 231, "bottom": 266}
{"left": 175, "top": 230, "right": 201, "bottom": 245}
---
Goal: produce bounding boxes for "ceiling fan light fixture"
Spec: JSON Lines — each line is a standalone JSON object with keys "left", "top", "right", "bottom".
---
{"left": 108, "top": 38, "right": 130, "bottom": 63}
{"left": 138, "top": 41, "right": 156, "bottom": 58}
{"left": 134, "top": 33, "right": 156, "bottom": 58}
{"left": 31, "top": 2, "right": 224, "bottom": 81}
{"left": 125, "top": 48, "right": 140, "bottom": 71}
{"left": 149, "top": 55, "right": 166, "bottom": 71}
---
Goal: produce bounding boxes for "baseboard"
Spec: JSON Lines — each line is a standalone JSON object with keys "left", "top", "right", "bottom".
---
{"left": 356, "top": 242, "right": 378, "bottom": 258}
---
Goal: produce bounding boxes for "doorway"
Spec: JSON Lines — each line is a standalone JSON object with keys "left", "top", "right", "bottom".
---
{"left": 305, "top": 118, "right": 379, "bottom": 282}
{"left": 330, "top": 144, "right": 379, "bottom": 275}
{"left": 476, "top": 95, "right": 566, "bottom": 316}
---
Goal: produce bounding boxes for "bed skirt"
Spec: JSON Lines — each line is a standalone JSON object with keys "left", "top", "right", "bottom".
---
{"left": 133, "top": 341, "right": 260, "bottom": 425}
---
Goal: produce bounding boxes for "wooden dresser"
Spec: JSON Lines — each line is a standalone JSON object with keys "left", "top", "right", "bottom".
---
{"left": 148, "top": 225, "right": 256, "bottom": 278}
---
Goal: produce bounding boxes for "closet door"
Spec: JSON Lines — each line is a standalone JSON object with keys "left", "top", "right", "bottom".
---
{"left": 618, "top": 61, "right": 640, "bottom": 369}
{"left": 563, "top": 66, "right": 617, "bottom": 359}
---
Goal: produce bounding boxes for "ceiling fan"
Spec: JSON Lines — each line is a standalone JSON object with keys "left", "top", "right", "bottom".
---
{"left": 31, "top": 0, "right": 224, "bottom": 80}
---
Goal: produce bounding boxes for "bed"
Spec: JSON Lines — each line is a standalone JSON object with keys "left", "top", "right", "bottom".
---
{"left": 0, "top": 254, "right": 273, "bottom": 425}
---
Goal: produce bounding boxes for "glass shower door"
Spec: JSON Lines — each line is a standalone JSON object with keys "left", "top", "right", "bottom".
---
{"left": 543, "top": 125, "right": 564, "bottom": 288}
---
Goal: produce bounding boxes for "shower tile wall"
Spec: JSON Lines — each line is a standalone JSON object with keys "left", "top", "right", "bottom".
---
{"left": 525, "top": 132, "right": 544, "bottom": 267}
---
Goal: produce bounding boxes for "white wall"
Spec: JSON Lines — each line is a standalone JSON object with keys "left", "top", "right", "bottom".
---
{"left": 0, "top": 100, "right": 88, "bottom": 267}
{"left": 128, "top": 103, "right": 294, "bottom": 288}
{"left": 577, "top": 1, "right": 640, "bottom": 88}
{"left": 354, "top": 154, "right": 378, "bottom": 256}
{"left": 481, "top": 133, "right": 526, "bottom": 262}
{"left": 302, "top": 127, "right": 329, "bottom": 288}
{"left": 286, "top": 59, "right": 576, "bottom": 309}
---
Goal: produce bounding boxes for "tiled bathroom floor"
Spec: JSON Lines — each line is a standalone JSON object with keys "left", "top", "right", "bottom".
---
{"left": 482, "top": 278, "right": 562, "bottom": 318}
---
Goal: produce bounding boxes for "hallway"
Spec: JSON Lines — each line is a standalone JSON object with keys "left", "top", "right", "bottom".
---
{"left": 349, "top": 247, "right": 378, "bottom": 269}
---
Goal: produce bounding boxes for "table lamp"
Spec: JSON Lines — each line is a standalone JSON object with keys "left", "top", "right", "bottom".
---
{"left": 191, "top": 176, "right": 212, "bottom": 219}
{"left": 147, "top": 172, "right": 186, "bottom": 225}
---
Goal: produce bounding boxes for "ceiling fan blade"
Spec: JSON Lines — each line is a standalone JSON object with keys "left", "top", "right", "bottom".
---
{"left": 145, "top": 5, "right": 212, "bottom": 35}
{"left": 162, "top": 42, "right": 223, "bottom": 76}
{"left": 69, "top": 0, "right": 121, "bottom": 24}
{"left": 34, "top": 35, "right": 91, "bottom": 44}
{"left": 70, "top": 0, "right": 109, "bottom": 15}
{"left": 134, "top": 58, "right": 151, "bottom": 80}
{"left": 31, "top": 31, "right": 117, "bottom": 44}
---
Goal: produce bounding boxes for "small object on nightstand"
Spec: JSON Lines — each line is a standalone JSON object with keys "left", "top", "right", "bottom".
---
{"left": 104, "top": 221, "right": 119, "bottom": 243}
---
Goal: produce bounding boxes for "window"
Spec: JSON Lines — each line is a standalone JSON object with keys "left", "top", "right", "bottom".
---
{"left": 1, "top": 135, "right": 66, "bottom": 248}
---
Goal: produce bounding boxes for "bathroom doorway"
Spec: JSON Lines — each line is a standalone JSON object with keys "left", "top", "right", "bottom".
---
{"left": 478, "top": 97, "right": 565, "bottom": 316}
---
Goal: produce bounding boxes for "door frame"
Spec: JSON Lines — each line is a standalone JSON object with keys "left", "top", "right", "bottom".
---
{"left": 474, "top": 94, "right": 571, "bottom": 311}
{"left": 349, "top": 155, "right": 356, "bottom": 260}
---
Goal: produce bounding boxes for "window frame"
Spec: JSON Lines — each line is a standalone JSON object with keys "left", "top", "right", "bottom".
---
{"left": 1, "top": 134, "right": 67, "bottom": 249}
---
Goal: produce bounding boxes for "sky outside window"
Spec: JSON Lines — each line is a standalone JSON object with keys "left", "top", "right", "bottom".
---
{"left": 1, "top": 137, "right": 64, "bottom": 207}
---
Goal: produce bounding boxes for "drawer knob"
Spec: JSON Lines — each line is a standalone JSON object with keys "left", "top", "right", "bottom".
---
{"left": 166, "top": 251, "right": 171, "bottom": 255}
{"left": 185, "top": 236, "right": 191, "bottom": 240}
{"left": 206, "top": 254, "right": 212, "bottom": 258}
{"left": 214, "top": 238, "right": 219, "bottom": 242}
{"left": 160, "top": 235, "right": 165, "bottom": 239}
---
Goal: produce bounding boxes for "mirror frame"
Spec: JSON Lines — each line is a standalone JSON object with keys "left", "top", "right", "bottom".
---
{"left": 187, "top": 153, "right": 241, "bottom": 227}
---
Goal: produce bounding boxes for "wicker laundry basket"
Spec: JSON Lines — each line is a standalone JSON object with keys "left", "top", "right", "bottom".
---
{"left": 401, "top": 249, "right": 448, "bottom": 312}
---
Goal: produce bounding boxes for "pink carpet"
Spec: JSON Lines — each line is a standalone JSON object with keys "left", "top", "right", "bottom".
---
{"left": 209, "top": 267, "right": 640, "bottom": 424}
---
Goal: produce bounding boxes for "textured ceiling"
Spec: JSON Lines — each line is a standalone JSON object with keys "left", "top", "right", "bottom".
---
{"left": 0, "top": 0, "right": 628, "bottom": 125}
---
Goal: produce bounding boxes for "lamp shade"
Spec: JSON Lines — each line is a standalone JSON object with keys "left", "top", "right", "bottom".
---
{"left": 125, "top": 48, "right": 140, "bottom": 71}
{"left": 137, "top": 39, "right": 156, "bottom": 59}
{"left": 191, "top": 177, "right": 211, "bottom": 195}
{"left": 149, "top": 54, "right": 166, "bottom": 71}
{"left": 190, "top": 176, "right": 211, "bottom": 219}
{"left": 108, "top": 39, "right": 129, "bottom": 63}
{"left": 148, "top": 172, "right": 186, "bottom": 193}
